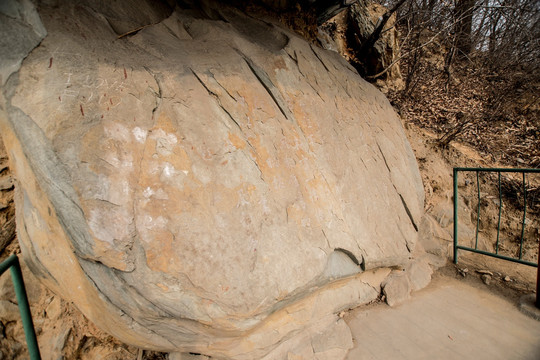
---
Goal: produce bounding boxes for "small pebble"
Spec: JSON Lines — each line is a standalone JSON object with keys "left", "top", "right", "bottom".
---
{"left": 477, "top": 269, "right": 494, "bottom": 276}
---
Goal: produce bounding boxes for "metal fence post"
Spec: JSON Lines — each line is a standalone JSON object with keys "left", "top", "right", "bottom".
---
{"left": 452, "top": 167, "right": 539, "bottom": 269}
{"left": 537, "top": 240, "right": 540, "bottom": 309}
{"left": 453, "top": 168, "right": 459, "bottom": 264}
{"left": 0, "top": 255, "right": 42, "bottom": 360}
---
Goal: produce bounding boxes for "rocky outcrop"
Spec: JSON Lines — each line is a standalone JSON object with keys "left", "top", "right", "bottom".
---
{"left": 347, "top": 0, "right": 402, "bottom": 83}
{"left": 0, "top": 0, "right": 425, "bottom": 358}
{"left": 0, "top": 138, "right": 15, "bottom": 253}
{"left": 318, "top": 0, "right": 403, "bottom": 91}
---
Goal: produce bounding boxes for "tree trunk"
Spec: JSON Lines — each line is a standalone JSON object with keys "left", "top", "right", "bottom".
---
{"left": 454, "top": 0, "right": 475, "bottom": 56}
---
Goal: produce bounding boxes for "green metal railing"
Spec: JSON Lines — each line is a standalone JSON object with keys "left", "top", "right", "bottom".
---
{"left": 0, "top": 255, "right": 42, "bottom": 360}
{"left": 453, "top": 167, "right": 540, "bottom": 309}
{"left": 453, "top": 167, "right": 539, "bottom": 267}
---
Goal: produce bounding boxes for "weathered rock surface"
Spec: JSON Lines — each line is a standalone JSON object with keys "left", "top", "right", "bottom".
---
{"left": 0, "top": 0, "right": 46, "bottom": 86}
{"left": 0, "top": 0, "right": 425, "bottom": 358}
{"left": 406, "top": 257, "right": 433, "bottom": 291}
{"left": 418, "top": 213, "right": 452, "bottom": 256}
{"left": 382, "top": 271, "right": 411, "bottom": 307}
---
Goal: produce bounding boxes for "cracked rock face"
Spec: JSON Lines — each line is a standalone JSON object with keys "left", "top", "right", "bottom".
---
{"left": 0, "top": 0, "right": 424, "bottom": 358}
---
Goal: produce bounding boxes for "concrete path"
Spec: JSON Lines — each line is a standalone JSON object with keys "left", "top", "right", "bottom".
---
{"left": 345, "top": 276, "right": 540, "bottom": 360}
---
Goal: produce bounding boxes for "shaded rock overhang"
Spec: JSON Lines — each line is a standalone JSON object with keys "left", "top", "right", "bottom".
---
{"left": 183, "top": 0, "right": 356, "bottom": 24}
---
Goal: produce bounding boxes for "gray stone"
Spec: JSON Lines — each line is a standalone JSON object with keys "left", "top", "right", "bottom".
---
{"left": 0, "top": 0, "right": 46, "bottom": 86}
{"left": 406, "top": 258, "right": 432, "bottom": 292}
{"left": 263, "top": 316, "right": 353, "bottom": 360}
{"left": 0, "top": 299, "right": 20, "bottom": 322}
{"left": 52, "top": 328, "right": 71, "bottom": 355}
{"left": 382, "top": 271, "right": 412, "bottom": 307}
{"left": 311, "top": 319, "right": 353, "bottom": 358}
{"left": 423, "top": 252, "right": 448, "bottom": 269}
{"left": 418, "top": 213, "right": 452, "bottom": 257}
{"left": 430, "top": 197, "right": 486, "bottom": 251}
{"left": 433, "top": 204, "right": 454, "bottom": 228}
{"left": 45, "top": 296, "right": 62, "bottom": 320}
{"left": 321, "top": 249, "right": 363, "bottom": 280}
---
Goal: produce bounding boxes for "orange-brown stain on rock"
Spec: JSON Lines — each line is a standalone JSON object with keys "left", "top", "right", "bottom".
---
{"left": 237, "top": 85, "right": 277, "bottom": 122}
{"left": 280, "top": 123, "right": 308, "bottom": 161}
{"left": 247, "top": 135, "right": 281, "bottom": 186}
{"left": 156, "top": 283, "right": 169, "bottom": 292}
{"left": 286, "top": 203, "right": 305, "bottom": 227}
{"left": 92, "top": 239, "right": 132, "bottom": 271}
{"left": 212, "top": 184, "right": 246, "bottom": 212}
{"left": 305, "top": 174, "right": 331, "bottom": 206}
{"left": 145, "top": 230, "right": 174, "bottom": 273}
{"left": 292, "top": 100, "right": 322, "bottom": 146}
{"left": 140, "top": 182, "right": 259, "bottom": 274}
{"left": 228, "top": 132, "right": 246, "bottom": 150}
{"left": 291, "top": 159, "right": 335, "bottom": 228}
{"left": 155, "top": 112, "right": 179, "bottom": 134}
{"left": 159, "top": 143, "right": 191, "bottom": 173}
{"left": 143, "top": 114, "right": 192, "bottom": 175}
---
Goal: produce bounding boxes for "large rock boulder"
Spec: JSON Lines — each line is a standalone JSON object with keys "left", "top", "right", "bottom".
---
{"left": 0, "top": 0, "right": 424, "bottom": 358}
